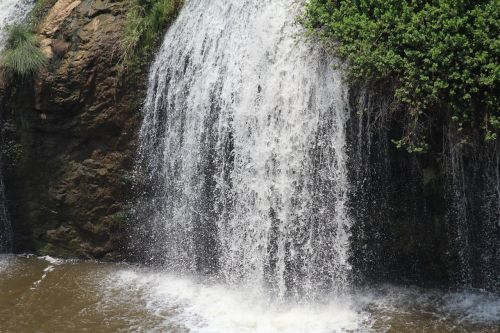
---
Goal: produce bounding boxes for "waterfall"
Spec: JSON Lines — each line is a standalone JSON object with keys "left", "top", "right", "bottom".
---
{"left": 0, "top": 0, "right": 34, "bottom": 252}
{"left": 445, "top": 130, "right": 473, "bottom": 287}
{"left": 0, "top": 0, "right": 32, "bottom": 50}
{"left": 444, "top": 131, "right": 500, "bottom": 291}
{"left": 347, "top": 85, "right": 500, "bottom": 292}
{"left": 136, "top": 0, "right": 352, "bottom": 299}
{"left": 0, "top": 153, "right": 10, "bottom": 252}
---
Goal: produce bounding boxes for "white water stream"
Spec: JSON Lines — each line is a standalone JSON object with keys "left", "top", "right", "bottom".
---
{"left": 138, "top": 0, "right": 351, "bottom": 299}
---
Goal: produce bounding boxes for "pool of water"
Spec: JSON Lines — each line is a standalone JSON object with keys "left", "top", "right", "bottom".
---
{"left": 0, "top": 255, "right": 498, "bottom": 332}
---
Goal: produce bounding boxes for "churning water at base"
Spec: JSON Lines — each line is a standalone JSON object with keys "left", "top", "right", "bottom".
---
{"left": 137, "top": 0, "right": 351, "bottom": 299}
{"left": 0, "top": 256, "right": 499, "bottom": 333}
{"left": 0, "top": 0, "right": 34, "bottom": 252}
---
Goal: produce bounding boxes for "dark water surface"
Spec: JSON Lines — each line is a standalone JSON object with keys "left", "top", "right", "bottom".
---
{"left": 0, "top": 255, "right": 498, "bottom": 333}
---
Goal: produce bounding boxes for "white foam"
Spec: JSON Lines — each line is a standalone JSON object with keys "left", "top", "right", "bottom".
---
{"left": 107, "top": 269, "right": 367, "bottom": 333}
{"left": 0, "top": 253, "right": 13, "bottom": 272}
{"left": 355, "top": 285, "right": 500, "bottom": 326}
{"left": 442, "top": 291, "right": 500, "bottom": 323}
{"left": 39, "top": 255, "right": 64, "bottom": 265}
{"left": 30, "top": 255, "right": 64, "bottom": 289}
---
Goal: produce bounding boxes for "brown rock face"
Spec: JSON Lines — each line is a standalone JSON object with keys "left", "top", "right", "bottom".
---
{"left": 2, "top": 0, "right": 147, "bottom": 259}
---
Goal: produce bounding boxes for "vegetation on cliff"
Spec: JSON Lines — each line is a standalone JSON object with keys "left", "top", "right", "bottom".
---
{"left": 0, "top": 24, "right": 46, "bottom": 76}
{"left": 303, "top": 0, "right": 499, "bottom": 152}
{"left": 120, "top": 0, "right": 183, "bottom": 70}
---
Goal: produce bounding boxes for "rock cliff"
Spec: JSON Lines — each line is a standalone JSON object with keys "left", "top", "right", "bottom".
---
{"left": 1, "top": 0, "right": 145, "bottom": 259}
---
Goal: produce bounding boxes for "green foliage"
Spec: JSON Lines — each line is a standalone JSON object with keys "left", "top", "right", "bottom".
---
{"left": 303, "top": 0, "right": 500, "bottom": 152}
{"left": 120, "top": 0, "right": 183, "bottom": 70}
{"left": 0, "top": 24, "right": 47, "bottom": 76}
{"left": 29, "top": 0, "right": 57, "bottom": 24}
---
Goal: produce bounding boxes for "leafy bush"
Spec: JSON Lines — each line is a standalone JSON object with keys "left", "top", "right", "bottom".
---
{"left": 0, "top": 24, "right": 47, "bottom": 76}
{"left": 303, "top": 0, "right": 499, "bottom": 152}
{"left": 120, "top": 0, "right": 183, "bottom": 70}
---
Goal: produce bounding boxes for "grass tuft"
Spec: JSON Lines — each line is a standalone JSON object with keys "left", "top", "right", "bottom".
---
{"left": 0, "top": 24, "right": 47, "bottom": 76}
{"left": 119, "top": 0, "right": 183, "bottom": 71}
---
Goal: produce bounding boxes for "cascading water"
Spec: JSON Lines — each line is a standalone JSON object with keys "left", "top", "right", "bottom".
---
{"left": 0, "top": 150, "right": 10, "bottom": 252}
{"left": 0, "top": 0, "right": 34, "bottom": 252}
{"left": 0, "top": 1, "right": 498, "bottom": 331}
{"left": 444, "top": 131, "right": 500, "bottom": 292}
{"left": 136, "top": 0, "right": 352, "bottom": 299}
{"left": 0, "top": 0, "right": 32, "bottom": 49}
{"left": 346, "top": 86, "right": 500, "bottom": 292}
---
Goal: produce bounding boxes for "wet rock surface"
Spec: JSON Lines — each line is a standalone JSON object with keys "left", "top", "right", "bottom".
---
{"left": 1, "top": 0, "right": 145, "bottom": 259}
